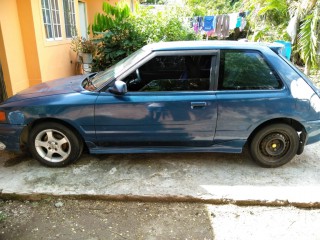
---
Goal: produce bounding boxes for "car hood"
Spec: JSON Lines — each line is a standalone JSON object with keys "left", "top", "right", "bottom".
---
{"left": 4, "top": 75, "right": 88, "bottom": 103}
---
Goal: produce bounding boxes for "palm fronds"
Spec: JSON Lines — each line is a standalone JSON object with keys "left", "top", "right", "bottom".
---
{"left": 297, "top": 2, "right": 319, "bottom": 73}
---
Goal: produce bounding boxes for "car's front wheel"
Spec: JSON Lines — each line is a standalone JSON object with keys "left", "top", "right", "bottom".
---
{"left": 249, "top": 123, "right": 299, "bottom": 168}
{"left": 29, "top": 122, "right": 83, "bottom": 167}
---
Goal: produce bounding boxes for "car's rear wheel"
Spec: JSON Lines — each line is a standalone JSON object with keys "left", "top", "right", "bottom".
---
{"left": 29, "top": 122, "right": 83, "bottom": 167}
{"left": 249, "top": 123, "right": 299, "bottom": 168}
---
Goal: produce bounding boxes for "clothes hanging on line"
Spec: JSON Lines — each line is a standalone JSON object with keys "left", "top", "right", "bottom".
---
{"left": 228, "top": 11, "right": 248, "bottom": 30}
{"left": 229, "top": 13, "right": 238, "bottom": 29}
{"left": 190, "top": 11, "right": 248, "bottom": 38}
{"left": 192, "top": 16, "right": 203, "bottom": 33}
{"left": 240, "top": 18, "right": 247, "bottom": 31}
{"left": 203, "top": 16, "right": 215, "bottom": 31}
{"left": 215, "top": 14, "right": 230, "bottom": 39}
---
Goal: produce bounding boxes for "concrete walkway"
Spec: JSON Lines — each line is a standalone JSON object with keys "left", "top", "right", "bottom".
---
{"left": 0, "top": 142, "right": 320, "bottom": 207}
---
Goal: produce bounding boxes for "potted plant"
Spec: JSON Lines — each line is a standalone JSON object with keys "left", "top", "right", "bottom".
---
{"left": 71, "top": 37, "right": 96, "bottom": 64}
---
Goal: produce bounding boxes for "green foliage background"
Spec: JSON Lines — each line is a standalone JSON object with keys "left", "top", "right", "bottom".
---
{"left": 91, "top": 2, "right": 200, "bottom": 71}
{"left": 90, "top": 0, "right": 319, "bottom": 73}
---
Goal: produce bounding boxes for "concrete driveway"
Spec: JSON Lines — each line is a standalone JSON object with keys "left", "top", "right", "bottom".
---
{"left": 0, "top": 142, "right": 319, "bottom": 207}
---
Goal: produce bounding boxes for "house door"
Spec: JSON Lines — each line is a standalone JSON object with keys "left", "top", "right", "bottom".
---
{"left": 78, "top": 2, "right": 87, "bottom": 39}
{"left": 0, "top": 61, "right": 7, "bottom": 103}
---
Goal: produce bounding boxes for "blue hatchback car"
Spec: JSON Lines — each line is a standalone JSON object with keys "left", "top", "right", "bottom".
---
{"left": 0, "top": 41, "right": 320, "bottom": 167}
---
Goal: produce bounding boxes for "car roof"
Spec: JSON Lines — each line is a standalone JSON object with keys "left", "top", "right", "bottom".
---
{"left": 143, "top": 40, "right": 283, "bottom": 53}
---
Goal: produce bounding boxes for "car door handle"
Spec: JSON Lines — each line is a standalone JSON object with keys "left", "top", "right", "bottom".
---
{"left": 191, "top": 102, "right": 207, "bottom": 109}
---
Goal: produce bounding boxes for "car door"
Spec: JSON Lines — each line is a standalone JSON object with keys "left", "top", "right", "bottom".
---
{"left": 94, "top": 51, "right": 219, "bottom": 147}
{"left": 215, "top": 50, "right": 289, "bottom": 143}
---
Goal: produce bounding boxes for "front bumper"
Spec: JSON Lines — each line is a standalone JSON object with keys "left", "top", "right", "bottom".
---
{"left": 0, "top": 124, "right": 25, "bottom": 151}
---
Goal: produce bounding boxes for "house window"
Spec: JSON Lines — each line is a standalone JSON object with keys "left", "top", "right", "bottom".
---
{"left": 41, "top": 0, "right": 62, "bottom": 40}
{"left": 63, "top": 0, "right": 76, "bottom": 38}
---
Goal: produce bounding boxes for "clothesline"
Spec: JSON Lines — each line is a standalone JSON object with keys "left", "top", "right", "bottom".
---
{"left": 189, "top": 11, "right": 249, "bottom": 39}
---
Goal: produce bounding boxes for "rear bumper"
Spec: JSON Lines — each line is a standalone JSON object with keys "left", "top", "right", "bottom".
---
{"left": 305, "top": 120, "right": 320, "bottom": 145}
{"left": 0, "top": 124, "right": 25, "bottom": 151}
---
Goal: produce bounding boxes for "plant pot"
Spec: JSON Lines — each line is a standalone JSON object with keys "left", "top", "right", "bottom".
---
{"left": 81, "top": 53, "right": 93, "bottom": 64}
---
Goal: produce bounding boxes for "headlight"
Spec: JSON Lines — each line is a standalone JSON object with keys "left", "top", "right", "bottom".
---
{"left": 0, "top": 111, "right": 6, "bottom": 122}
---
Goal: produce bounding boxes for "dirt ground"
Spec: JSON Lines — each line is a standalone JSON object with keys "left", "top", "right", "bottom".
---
{"left": 1, "top": 199, "right": 320, "bottom": 240}
{"left": 0, "top": 199, "right": 214, "bottom": 240}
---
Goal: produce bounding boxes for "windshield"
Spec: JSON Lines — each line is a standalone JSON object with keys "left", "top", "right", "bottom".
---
{"left": 89, "top": 48, "right": 150, "bottom": 90}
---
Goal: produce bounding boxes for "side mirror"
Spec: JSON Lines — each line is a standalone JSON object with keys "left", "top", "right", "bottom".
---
{"left": 108, "top": 80, "right": 127, "bottom": 95}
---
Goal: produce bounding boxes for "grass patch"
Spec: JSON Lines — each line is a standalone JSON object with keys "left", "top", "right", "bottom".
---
{"left": 0, "top": 211, "right": 7, "bottom": 222}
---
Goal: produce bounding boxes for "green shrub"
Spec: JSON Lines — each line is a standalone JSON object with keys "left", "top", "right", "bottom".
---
{"left": 91, "top": 2, "right": 200, "bottom": 71}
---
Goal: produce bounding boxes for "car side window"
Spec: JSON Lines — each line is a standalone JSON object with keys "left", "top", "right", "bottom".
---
{"left": 218, "top": 50, "right": 283, "bottom": 90}
{"left": 122, "top": 55, "right": 213, "bottom": 92}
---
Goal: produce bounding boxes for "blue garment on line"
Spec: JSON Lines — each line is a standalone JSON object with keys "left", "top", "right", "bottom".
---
{"left": 236, "top": 17, "right": 242, "bottom": 28}
{"left": 203, "top": 16, "right": 215, "bottom": 32}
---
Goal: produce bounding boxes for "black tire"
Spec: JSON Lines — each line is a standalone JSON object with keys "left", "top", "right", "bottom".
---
{"left": 28, "top": 122, "right": 83, "bottom": 167}
{"left": 249, "top": 123, "right": 299, "bottom": 168}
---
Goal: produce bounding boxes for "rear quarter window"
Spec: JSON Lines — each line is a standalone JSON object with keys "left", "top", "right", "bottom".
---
{"left": 218, "top": 50, "right": 283, "bottom": 90}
